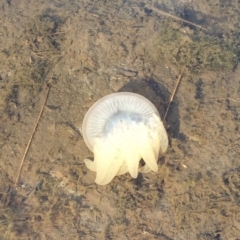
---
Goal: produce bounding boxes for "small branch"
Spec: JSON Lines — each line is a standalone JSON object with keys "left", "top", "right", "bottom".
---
{"left": 150, "top": 6, "right": 207, "bottom": 31}
{"left": 213, "top": 97, "right": 240, "bottom": 103}
{"left": 164, "top": 70, "right": 184, "bottom": 121}
{"left": 14, "top": 83, "right": 51, "bottom": 187}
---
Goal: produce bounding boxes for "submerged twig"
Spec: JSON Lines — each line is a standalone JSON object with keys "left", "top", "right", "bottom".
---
{"left": 213, "top": 97, "right": 240, "bottom": 103}
{"left": 164, "top": 70, "right": 184, "bottom": 121}
{"left": 149, "top": 5, "right": 207, "bottom": 31}
{"left": 14, "top": 83, "right": 52, "bottom": 187}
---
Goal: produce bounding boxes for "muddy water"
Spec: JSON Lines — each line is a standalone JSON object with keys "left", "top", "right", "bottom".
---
{"left": 0, "top": 0, "right": 240, "bottom": 239}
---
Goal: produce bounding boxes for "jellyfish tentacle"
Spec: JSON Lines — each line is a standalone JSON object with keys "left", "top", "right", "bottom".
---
{"left": 84, "top": 159, "right": 96, "bottom": 171}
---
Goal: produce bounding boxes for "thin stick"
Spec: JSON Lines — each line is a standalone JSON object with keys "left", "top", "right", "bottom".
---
{"left": 213, "top": 97, "right": 240, "bottom": 103}
{"left": 164, "top": 71, "right": 184, "bottom": 121}
{"left": 150, "top": 6, "right": 207, "bottom": 31}
{"left": 14, "top": 84, "right": 51, "bottom": 187}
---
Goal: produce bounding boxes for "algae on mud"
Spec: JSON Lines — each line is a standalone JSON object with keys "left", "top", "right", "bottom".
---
{"left": 153, "top": 22, "right": 239, "bottom": 73}
{"left": 10, "top": 13, "right": 65, "bottom": 86}
{"left": 3, "top": 13, "right": 66, "bottom": 121}
{"left": 17, "top": 14, "right": 65, "bottom": 84}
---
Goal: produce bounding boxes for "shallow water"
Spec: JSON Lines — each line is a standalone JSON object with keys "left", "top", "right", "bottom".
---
{"left": 0, "top": 0, "right": 240, "bottom": 239}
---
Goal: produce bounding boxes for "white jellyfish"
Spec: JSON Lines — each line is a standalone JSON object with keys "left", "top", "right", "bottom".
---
{"left": 82, "top": 92, "right": 168, "bottom": 185}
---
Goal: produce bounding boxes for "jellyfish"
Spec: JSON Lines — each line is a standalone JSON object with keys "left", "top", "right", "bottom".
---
{"left": 82, "top": 92, "right": 168, "bottom": 185}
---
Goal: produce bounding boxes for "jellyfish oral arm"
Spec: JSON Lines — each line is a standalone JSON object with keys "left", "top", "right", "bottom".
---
{"left": 84, "top": 113, "right": 168, "bottom": 185}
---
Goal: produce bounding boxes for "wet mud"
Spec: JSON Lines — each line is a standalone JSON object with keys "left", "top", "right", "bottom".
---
{"left": 0, "top": 0, "right": 240, "bottom": 239}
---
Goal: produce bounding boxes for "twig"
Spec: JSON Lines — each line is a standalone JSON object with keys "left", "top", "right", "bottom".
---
{"left": 52, "top": 31, "right": 68, "bottom": 35}
{"left": 164, "top": 70, "right": 184, "bottom": 121}
{"left": 214, "top": 97, "right": 240, "bottom": 103}
{"left": 14, "top": 83, "right": 51, "bottom": 187}
{"left": 149, "top": 5, "right": 207, "bottom": 31}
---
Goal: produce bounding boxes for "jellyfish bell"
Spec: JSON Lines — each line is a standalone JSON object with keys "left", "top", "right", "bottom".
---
{"left": 82, "top": 92, "right": 168, "bottom": 185}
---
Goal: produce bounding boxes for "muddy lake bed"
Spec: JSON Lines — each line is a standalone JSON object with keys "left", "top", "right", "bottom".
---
{"left": 0, "top": 0, "right": 240, "bottom": 239}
